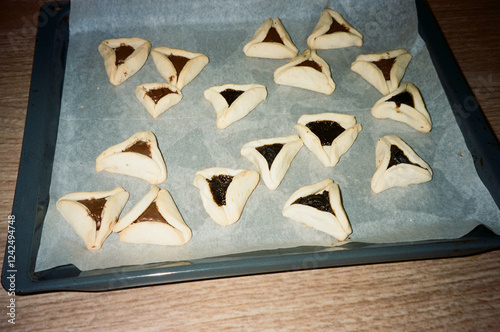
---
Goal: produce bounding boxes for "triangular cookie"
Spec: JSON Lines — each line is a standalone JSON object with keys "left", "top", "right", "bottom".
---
{"left": 295, "top": 112, "right": 362, "bottom": 167}
{"left": 151, "top": 46, "right": 209, "bottom": 90}
{"left": 98, "top": 37, "right": 151, "bottom": 86}
{"left": 193, "top": 168, "right": 259, "bottom": 226}
{"left": 96, "top": 131, "right": 167, "bottom": 184}
{"left": 241, "top": 135, "right": 303, "bottom": 190}
{"left": 243, "top": 17, "right": 299, "bottom": 59}
{"left": 56, "top": 187, "right": 129, "bottom": 250}
{"left": 204, "top": 83, "right": 267, "bottom": 129}
{"left": 135, "top": 83, "right": 183, "bottom": 118}
{"left": 371, "top": 135, "right": 433, "bottom": 193}
{"left": 113, "top": 186, "right": 192, "bottom": 246}
{"left": 351, "top": 48, "right": 412, "bottom": 95}
{"left": 371, "top": 82, "right": 432, "bottom": 132}
{"left": 307, "top": 9, "right": 363, "bottom": 50}
{"left": 274, "top": 49, "right": 336, "bottom": 95}
{"left": 282, "top": 178, "right": 352, "bottom": 241}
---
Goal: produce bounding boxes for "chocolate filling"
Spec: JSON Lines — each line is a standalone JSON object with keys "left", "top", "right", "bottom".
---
{"left": 167, "top": 54, "right": 190, "bottom": 76}
{"left": 388, "top": 144, "right": 419, "bottom": 168}
{"left": 207, "top": 174, "right": 234, "bottom": 206}
{"left": 146, "top": 87, "right": 176, "bottom": 104}
{"left": 256, "top": 143, "right": 284, "bottom": 169}
{"left": 123, "top": 140, "right": 152, "bottom": 158}
{"left": 306, "top": 120, "right": 345, "bottom": 146}
{"left": 292, "top": 191, "right": 334, "bottom": 215}
{"left": 326, "top": 19, "right": 350, "bottom": 34}
{"left": 297, "top": 59, "right": 322, "bottom": 72}
{"left": 387, "top": 91, "right": 414, "bottom": 108}
{"left": 134, "top": 201, "right": 171, "bottom": 225}
{"left": 372, "top": 57, "right": 396, "bottom": 81}
{"left": 220, "top": 89, "right": 244, "bottom": 106}
{"left": 114, "top": 44, "right": 135, "bottom": 66}
{"left": 78, "top": 197, "right": 108, "bottom": 231}
{"left": 262, "top": 26, "right": 284, "bottom": 44}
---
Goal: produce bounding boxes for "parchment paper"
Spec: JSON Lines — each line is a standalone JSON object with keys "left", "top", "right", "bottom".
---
{"left": 35, "top": 0, "right": 500, "bottom": 272}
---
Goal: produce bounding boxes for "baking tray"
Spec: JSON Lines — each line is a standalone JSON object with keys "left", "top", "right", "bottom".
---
{"left": 2, "top": 0, "right": 500, "bottom": 294}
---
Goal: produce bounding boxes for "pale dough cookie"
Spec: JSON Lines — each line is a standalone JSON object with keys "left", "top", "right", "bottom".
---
{"left": 151, "top": 46, "right": 209, "bottom": 90}
{"left": 96, "top": 131, "right": 167, "bottom": 184}
{"left": 295, "top": 112, "right": 362, "bottom": 167}
{"left": 351, "top": 48, "right": 412, "bottom": 95}
{"left": 193, "top": 167, "right": 259, "bottom": 226}
{"left": 274, "top": 49, "right": 336, "bottom": 95}
{"left": 204, "top": 83, "right": 267, "bottom": 129}
{"left": 371, "top": 82, "right": 431, "bottom": 132}
{"left": 98, "top": 37, "right": 151, "bottom": 86}
{"left": 243, "top": 17, "right": 299, "bottom": 59}
{"left": 282, "top": 178, "right": 352, "bottom": 241}
{"left": 56, "top": 187, "right": 129, "bottom": 250}
{"left": 135, "top": 83, "right": 183, "bottom": 119}
{"left": 241, "top": 135, "right": 303, "bottom": 190}
{"left": 114, "top": 186, "right": 192, "bottom": 246}
{"left": 307, "top": 9, "right": 363, "bottom": 50}
{"left": 371, "top": 135, "right": 433, "bottom": 193}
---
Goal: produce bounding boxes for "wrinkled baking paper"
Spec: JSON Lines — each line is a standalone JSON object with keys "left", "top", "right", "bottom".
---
{"left": 36, "top": 0, "right": 500, "bottom": 271}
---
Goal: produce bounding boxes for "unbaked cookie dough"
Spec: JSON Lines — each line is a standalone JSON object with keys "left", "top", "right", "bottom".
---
{"left": 243, "top": 17, "right": 299, "bottom": 59}
{"left": 193, "top": 167, "right": 259, "bottom": 226}
{"left": 204, "top": 83, "right": 267, "bottom": 129}
{"left": 113, "top": 185, "right": 192, "bottom": 246}
{"left": 371, "top": 82, "right": 432, "bottom": 132}
{"left": 96, "top": 131, "right": 167, "bottom": 184}
{"left": 295, "top": 112, "right": 362, "bottom": 167}
{"left": 56, "top": 187, "right": 129, "bottom": 250}
{"left": 274, "top": 49, "right": 336, "bottom": 95}
{"left": 371, "top": 135, "right": 433, "bottom": 193}
{"left": 151, "top": 46, "right": 209, "bottom": 90}
{"left": 135, "top": 83, "right": 183, "bottom": 118}
{"left": 98, "top": 37, "right": 151, "bottom": 86}
{"left": 351, "top": 48, "right": 412, "bottom": 95}
{"left": 241, "top": 134, "right": 303, "bottom": 190}
{"left": 282, "top": 178, "right": 352, "bottom": 241}
{"left": 307, "top": 9, "right": 363, "bottom": 50}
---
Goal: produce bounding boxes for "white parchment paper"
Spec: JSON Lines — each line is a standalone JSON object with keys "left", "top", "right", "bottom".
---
{"left": 35, "top": 0, "right": 500, "bottom": 272}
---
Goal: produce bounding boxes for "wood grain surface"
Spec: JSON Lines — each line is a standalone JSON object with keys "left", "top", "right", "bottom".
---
{"left": 1, "top": 0, "right": 499, "bottom": 330}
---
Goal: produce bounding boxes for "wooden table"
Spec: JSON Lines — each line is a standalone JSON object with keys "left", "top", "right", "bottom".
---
{"left": 1, "top": 0, "right": 499, "bottom": 330}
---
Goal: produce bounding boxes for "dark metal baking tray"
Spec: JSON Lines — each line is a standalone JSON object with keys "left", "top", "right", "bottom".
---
{"left": 2, "top": 0, "right": 500, "bottom": 294}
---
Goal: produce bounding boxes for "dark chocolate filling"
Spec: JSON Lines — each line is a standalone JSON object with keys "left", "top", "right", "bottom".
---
{"left": 262, "top": 26, "right": 284, "bottom": 44}
{"left": 388, "top": 144, "right": 419, "bottom": 168}
{"left": 77, "top": 197, "right": 108, "bottom": 231}
{"left": 134, "top": 201, "right": 171, "bottom": 225}
{"left": 292, "top": 191, "right": 334, "bottom": 215}
{"left": 372, "top": 57, "right": 396, "bottom": 81}
{"left": 387, "top": 91, "right": 414, "bottom": 108}
{"left": 167, "top": 54, "right": 190, "bottom": 76}
{"left": 145, "top": 87, "right": 176, "bottom": 104}
{"left": 256, "top": 143, "right": 284, "bottom": 169}
{"left": 297, "top": 59, "right": 322, "bottom": 72}
{"left": 123, "top": 140, "right": 152, "bottom": 158}
{"left": 220, "top": 89, "right": 244, "bottom": 106}
{"left": 114, "top": 44, "right": 135, "bottom": 66}
{"left": 305, "top": 120, "right": 345, "bottom": 146}
{"left": 326, "top": 19, "right": 350, "bottom": 34}
{"left": 207, "top": 174, "right": 234, "bottom": 206}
